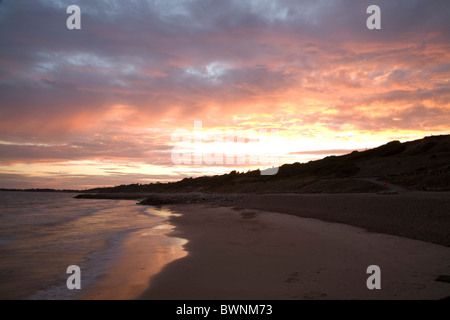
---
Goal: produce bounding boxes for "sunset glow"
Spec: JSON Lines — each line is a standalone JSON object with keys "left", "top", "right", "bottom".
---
{"left": 1, "top": 0, "right": 449, "bottom": 189}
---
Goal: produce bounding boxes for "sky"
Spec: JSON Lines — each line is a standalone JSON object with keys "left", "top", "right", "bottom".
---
{"left": 0, "top": 0, "right": 449, "bottom": 189}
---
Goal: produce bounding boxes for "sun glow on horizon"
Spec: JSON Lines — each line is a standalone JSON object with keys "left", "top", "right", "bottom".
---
{"left": 1, "top": 1, "right": 449, "bottom": 189}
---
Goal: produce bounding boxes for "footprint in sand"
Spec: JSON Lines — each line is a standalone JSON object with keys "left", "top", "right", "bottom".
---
{"left": 285, "top": 272, "right": 300, "bottom": 283}
{"left": 303, "top": 291, "right": 328, "bottom": 300}
{"left": 240, "top": 211, "right": 257, "bottom": 219}
{"left": 436, "top": 275, "right": 450, "bottom": 283}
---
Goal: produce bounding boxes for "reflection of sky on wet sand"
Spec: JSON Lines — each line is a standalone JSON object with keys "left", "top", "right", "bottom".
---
{"left": 0, "top": 192, "right": 187, "bottom": 300}
{"left": 79, "top": 206, "right": 188, "bottom": 300}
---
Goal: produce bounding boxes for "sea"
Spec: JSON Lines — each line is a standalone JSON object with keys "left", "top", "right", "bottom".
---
{"left": 0, "top": 191, "right": 186, "bottom": 300}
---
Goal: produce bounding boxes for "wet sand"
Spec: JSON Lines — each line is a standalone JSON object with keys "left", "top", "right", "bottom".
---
{"left": 76, "top": 207, "right": 187, "bottom": 300}
{"left": 80, "top": 225, "right": 187, "bottom": 300}
{"left": 139, "top": 195, "right": 450, "bottom": 300}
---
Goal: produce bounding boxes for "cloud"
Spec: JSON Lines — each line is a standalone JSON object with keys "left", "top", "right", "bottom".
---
{"left": 0, "top": 171, "right": 175, "bottom": 190}
{"left": 0, "top": 0, "right": 449, "bottom": 188}
{"left": 0, "top": 136, "right": 173, "bottom": 165}
{"left": 289, "top": 149, "right": 359, "bottom": 156}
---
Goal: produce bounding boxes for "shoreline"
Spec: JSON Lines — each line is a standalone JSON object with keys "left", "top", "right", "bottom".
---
{"left": 77, "top": 206, "right": 187, "bottom": 300}
{"left": 74, "top": 191, "right": 450, "bottom": 247}
{"left": 78, "top": 225, "right": 187, "bottom": 300}
{"left": 138, "top": 194, "right": 450, "bottom": 299}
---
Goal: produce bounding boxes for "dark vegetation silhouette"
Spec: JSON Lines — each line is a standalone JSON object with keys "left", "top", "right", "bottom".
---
{"left": 80, "top": 134, "right": 450, "bottom": 195}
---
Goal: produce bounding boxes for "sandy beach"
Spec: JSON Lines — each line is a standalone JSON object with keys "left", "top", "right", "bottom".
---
{"left": 139, "top": 193, "right": 450, "bottom": 300}
{"left": 235, "top": 192, "right": 450, "bottom": 247}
